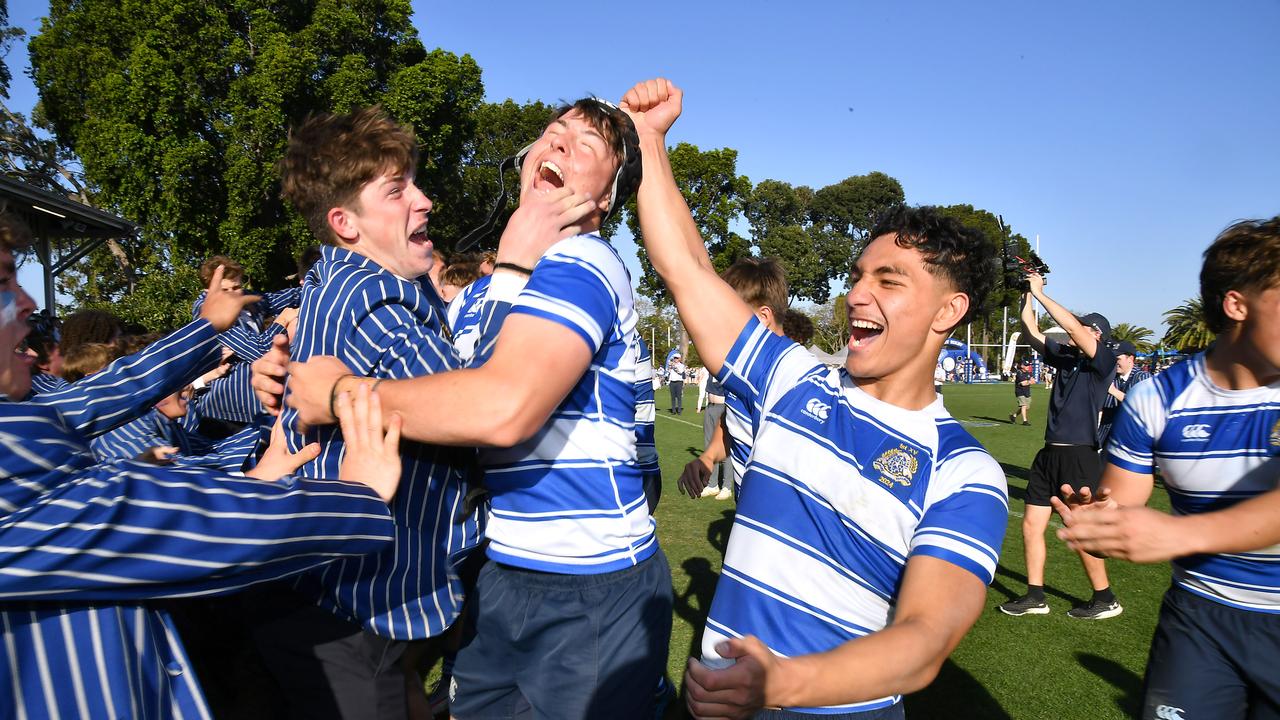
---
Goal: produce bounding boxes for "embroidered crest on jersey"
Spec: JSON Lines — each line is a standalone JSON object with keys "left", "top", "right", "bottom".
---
{"left": 1270, "top": 418, "right": 1280, "bottom": 447}
{"left": 872, "top": 444, "right": 920, "bottom": 488}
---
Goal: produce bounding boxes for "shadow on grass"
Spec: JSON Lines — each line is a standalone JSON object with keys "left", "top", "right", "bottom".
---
{"left": 672, "top": 557, "right": 718, "bottom": 687}
{"left": 905, "top": 659, "right": 1012, "bottom": 719}
{"left": 999, "top": 462, "right": 1030, "bottom": 482}
{"left": 975, "top": 415, "right": 1024, "bottom": 426}
{"left": 991, "top": 563, "right": 1087, "bottom": 606}
{"left": 1076, "top": 652, "right": 1142, "bottom": 717}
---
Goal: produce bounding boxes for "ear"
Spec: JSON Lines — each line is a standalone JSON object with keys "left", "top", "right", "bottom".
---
{"left": 1222, "top": 290, "right": 1248, "bottom": 324}
{"left": 755, "top": 305, "right": 779, "bottom": 333}
{"left": 931, "top": 292, "right": 970, "bottom": 334}
{"left": 327, "top": 206, "right": 360, "bottom": 244}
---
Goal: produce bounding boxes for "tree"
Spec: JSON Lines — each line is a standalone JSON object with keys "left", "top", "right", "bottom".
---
{"left": 808, "top": 171, "right": 904, "bottom": 276}
{"left": 1163, "top": 298, "right": 1213, "bottom": 352}
{"left": 625, "top": 141, "right": 752, "bottom": 307}
{"left": 810, "top": 293, "right": 849, "bottom": 355}
{"left": 29, "top": 0, "right": 484, "bottom": 329}
{"left": 935, "top": 204, "right": 1025, "bottom": 369}
{"left": 0, "top": 0, "right": 24, "bottom": 99}
{"left": 1110, "top": 322, "right": 1156, "bottom": 354}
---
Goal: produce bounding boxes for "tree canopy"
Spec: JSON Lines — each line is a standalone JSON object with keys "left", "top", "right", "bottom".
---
{"left": 1163, "top": 297, "right": 1213, "bottom": 351}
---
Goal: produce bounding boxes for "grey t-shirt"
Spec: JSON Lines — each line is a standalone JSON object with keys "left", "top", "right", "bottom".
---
{"left": 1042, "top": 338, "right": 1117, "bottom": 447}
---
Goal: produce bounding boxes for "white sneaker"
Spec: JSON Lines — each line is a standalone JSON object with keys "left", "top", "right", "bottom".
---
{"left": 716, "top": 487, "right": 733, "bottom": 500}
{"left": 700, "top": 485, "right": 720, "bottom": 498}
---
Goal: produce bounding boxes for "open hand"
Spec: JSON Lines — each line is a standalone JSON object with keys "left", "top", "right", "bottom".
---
{"left": 251, "top": 334, "right": 291, "bottom": 416}
{"left": 246, "top": 415, "right": 322, "bottom": 481}
{"left": 496, "top": 187, "right": 598, "bottom": 269}
{"left": 336, "top": 383, "right": 403, "bottom": 503}
{"left": 1056, "top": 505, "right": 1187, "bottom": 564}
{"left": 620, "top": 78, "right": 683, "bottom": 138}
{"left": 198, "top": 265, "right": 262, "bottom": 332}
{"left": 679, "top": 457, "right": 713, "bottom": 499}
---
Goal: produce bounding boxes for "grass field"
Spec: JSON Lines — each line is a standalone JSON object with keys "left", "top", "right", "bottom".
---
{"left": 650, "top": 382, "right": 1172, "bottom": 720}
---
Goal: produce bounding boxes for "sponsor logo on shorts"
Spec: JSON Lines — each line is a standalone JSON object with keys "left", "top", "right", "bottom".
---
{"left": 1154, "top": 705, "right": 1185, "bottom": 720}
{"left": 802, "top": 398, "right": 831, "bottom": 422}
{"left": 1181, "top": 424, "right": 1211, "bottom": 441}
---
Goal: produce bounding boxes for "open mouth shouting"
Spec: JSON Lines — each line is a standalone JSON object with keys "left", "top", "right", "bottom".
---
{"left": 849, "top": 318, "right": 884, "bottom": 349}
{"left": 408, "top": 221, "right": 430, "bottom": 246}
{"left": 537, "top": 161, "right": 565, "bottom": 190}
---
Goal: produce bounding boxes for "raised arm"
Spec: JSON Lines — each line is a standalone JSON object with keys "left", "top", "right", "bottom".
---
{"left": 1018, "top": 291, "right": 1046, "bottom": 355}
{"left": 1027, "top": 273, "right": 1100, "bottom": 358}
{"left": 621, "top": 79, "right": 752, "bottom": 376}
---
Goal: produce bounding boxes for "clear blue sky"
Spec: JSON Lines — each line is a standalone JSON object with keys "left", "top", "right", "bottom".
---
{"left": 8, "top": 0, "right": 1280, "bottom": 336}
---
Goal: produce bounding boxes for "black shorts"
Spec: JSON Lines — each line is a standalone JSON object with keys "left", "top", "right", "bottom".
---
{"left": 1142, "top": 585, "right": 1280, "bottom": 720}
{"left": 451, "top": 549, "right": 674, "bottom": 719}
{"left": 1026, "top": 444, "right": 1101, "bottom": 506}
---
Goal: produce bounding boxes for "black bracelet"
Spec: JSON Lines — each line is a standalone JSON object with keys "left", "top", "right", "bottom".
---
{"left": 329, "top": 374, "right": 354, "bottom": 420}
{"left": 494, "top": 261, "right": 534, "bottom": 276}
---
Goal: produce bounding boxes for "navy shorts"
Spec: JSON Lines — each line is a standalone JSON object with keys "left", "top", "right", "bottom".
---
{"left": 450, "top": 549, "right": 674, "bottom": 719}
{"left": 1026, "top": 444, "right": 1101, "bottom": 506}
{"left": 1142, "top": 585, "right": 1280, "bottom": 720}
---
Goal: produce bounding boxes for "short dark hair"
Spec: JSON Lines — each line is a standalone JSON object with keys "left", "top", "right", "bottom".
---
{"left": 1200, "top": 216, "right": 1280, "bottom": 333}
{"left": 60, "top": 309, "right": 122, "bottom": 355}
{"left": 782, "top": 308, "right": 815, "bottom": 345}
{"left": 279, "top": 107, "right": 419, "bottom": 245}
{"left": 867, "top": 205, "right": 996, "bottom": 326}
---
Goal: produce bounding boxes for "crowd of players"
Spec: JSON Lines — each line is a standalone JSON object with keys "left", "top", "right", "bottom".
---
{"left": 1, "top": 76, "right": 1278, "bottom": 720}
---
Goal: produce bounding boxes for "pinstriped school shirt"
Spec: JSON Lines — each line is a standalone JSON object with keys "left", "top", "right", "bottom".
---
{"left": 0, "top": 317, "right": 395, "bottom": 719}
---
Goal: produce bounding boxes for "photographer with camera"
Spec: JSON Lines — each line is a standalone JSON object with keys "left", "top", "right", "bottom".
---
{"left": 999, "top": 272, "right": 1121, "bottom": 620}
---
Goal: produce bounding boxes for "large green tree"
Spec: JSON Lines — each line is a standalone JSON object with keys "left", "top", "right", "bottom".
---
{"left": 29, "top": 0, "right": 484, "bottom": 329}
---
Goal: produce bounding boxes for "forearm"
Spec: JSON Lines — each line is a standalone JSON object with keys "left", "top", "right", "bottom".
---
{"left": 772, "top": 618, "right": 951, "bottom": 707}
{"left": 354, "top": 368, "right": 529, "bottom": 447}
{"left": 636, "top": 135, "right": 750, "bottom": 374}
{"left": 1019, "top": 295, "right": 1045, "bottom": 352}
{"left": 1031, "top": 287, "right": 1094, "bottom": 353}
{"left": 1182, "top": 488, "right": 1280, "bottom": 555}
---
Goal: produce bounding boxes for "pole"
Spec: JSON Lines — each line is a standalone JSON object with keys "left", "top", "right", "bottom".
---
{"left": 966, "top": 323, "right": 972, "bottom": 383}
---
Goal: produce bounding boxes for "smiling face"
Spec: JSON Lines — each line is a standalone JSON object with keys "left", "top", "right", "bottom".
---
{"left": 521, "top": 109, "right": 620, "bottom": 229}
{"left": 844, "top": 234, "right": 967, "bottom": 403}
{"left": 0, "top": 249, "right": 38, "bottom": 399}
{"left": 331, "top": 169, "right": 434, "bottom": 279}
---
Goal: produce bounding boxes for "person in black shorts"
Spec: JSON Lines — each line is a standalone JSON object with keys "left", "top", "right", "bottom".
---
{"left": 999, "top": 273, "right": 1120, "bottom": 619}
{"left": 1010, "top": 357, "right": 1035, "bottom": 425}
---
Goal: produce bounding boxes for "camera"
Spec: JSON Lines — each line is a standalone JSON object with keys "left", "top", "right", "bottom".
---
{"left": 1002, "top": 239, "right": 1050, "bottom": 293}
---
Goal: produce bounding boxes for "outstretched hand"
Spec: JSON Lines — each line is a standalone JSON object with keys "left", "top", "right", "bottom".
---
{"left": 286, "top": 355, "right": 358, "bottom": 427}
{"left": 619, "top": 78, "right": 682, "bottom": 138}
{"left": 246, "top": 415, "right": 322, "bottom": 481}
{"left": 199, "top": 264, "right": 262, "bottom": 332}
{"left": 336, "top": 383, "right": 403, "bottom": 503}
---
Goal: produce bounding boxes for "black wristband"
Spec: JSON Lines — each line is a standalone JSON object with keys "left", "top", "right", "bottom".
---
{"left": 494, "top": 261, "right": 534, "bottom": 276}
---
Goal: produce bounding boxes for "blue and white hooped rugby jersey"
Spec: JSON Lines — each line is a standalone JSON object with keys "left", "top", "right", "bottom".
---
{"left": 446, "top": 273, "right": 492, "bottom": 364}
{"left": 702, "top": 318, "right": 1008, "bottom": 714}
{"left": 633, "top": 337, "right": 659, "bottom": 476}
{"left": 1107, "top": 352, "right": 1280, "bottom": 613}
{"left": 480, "top": 233, "right": 655, "bottom": 574}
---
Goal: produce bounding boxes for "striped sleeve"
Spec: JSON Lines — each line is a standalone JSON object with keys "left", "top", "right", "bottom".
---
{"left": 261, "top": 286, "right": 302, "bottom": 316}
{"left": 1106, "top": 377, "right": 1163, "bottom": 474}
{"left": 509, "top": 250, "right": 617, "bottom": 354}
{"left": 34, "top": 320, "right": 221, "bottom": 439}
{"left": 715, "top": 316, "right": 824, "bottom": 428}
{"left": 90, "top": 412, "right": 165, "bottom": 461}
{"left": 0, "top": 460, "right": 393, "bottom": 602}
{"left": 910, "top": 439, "right": 1008, "bottom": 584}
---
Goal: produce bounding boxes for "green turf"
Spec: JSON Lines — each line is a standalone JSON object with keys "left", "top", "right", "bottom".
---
{"left": 651, "top": 383, "right": 1172, "bottom": 719}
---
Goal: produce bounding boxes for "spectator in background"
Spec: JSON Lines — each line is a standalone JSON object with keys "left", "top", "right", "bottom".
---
{"left": 1097, "top": 340, "right": 1150, "bottom": 449}
{"left": 695, "top": 363, "right": 710, "bottom": 412}
{"left": 440, "top": 260, "right": 483, "bottom": 303}
{"left": 782, "top": 307, "right": 814, "bottom": 345}
{"left": 61, "top": 342, "right": 118, "bottom": 382}
{"left": 1010, "top": 356, "right": 1036, "bottom": 426}
{"left": 668, "top": 352, "right": 686, "bottom": 413}
{"left": 934, "top": 363, "right": 945, "bottom": 394}
{"left": 58, "top": 308, "right": 122, "bottom": 357}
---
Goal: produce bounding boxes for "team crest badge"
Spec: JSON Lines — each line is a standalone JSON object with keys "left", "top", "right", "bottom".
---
{"left": 873, "top": 444, "right": 920, "bottom": 488}
{"left": 1270, "top": 419, "right": 1280, "bottom": 447}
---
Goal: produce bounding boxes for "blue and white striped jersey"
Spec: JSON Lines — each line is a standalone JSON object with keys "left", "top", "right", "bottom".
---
{"left": 701, "top": 318, "right": 1009, "bottom": 714}
{"left": 282, "top": 246, "right": 483, "bottom": 640}
{"left": 480, "top": 233, "right": 655, "bottom": 574}
{"left": 447, "top": 273, "right": 492, "bottom": 364}
{"left": 1108, "top": 353, "right": 1280, "bottom": 613}
{"left": 191, "top": 286, "right": 298, "bottom": 424}
{"left": 92, "top": 407, "right": 214, "bottom": 461}
{"left": 724, "top": 389, "right": 753, "bottom": 493}
{"left": 634, "top": 337, "right": 659, "bottom": 475}
{"left": 0, "top": 318, "right": 394, "bottom": 720}
{"left": 28, "top": 372, "right": 68, "bottom": 396}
